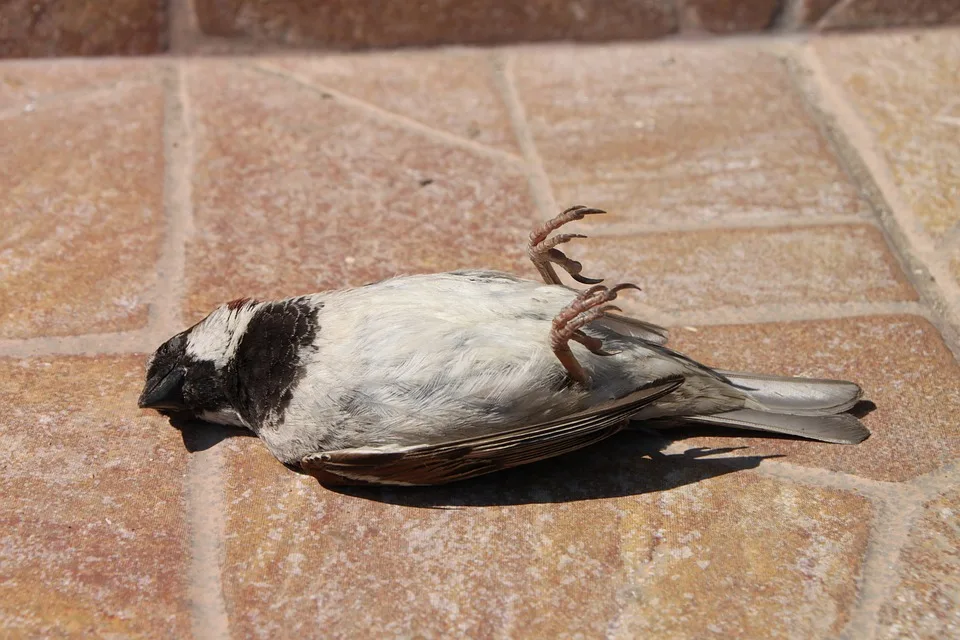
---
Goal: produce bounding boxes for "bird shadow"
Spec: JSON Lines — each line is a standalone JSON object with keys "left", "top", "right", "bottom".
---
{"left": 163, "top": 412, "right": 257, "bottom": 452}
{"left": 314, "top": 431, "right": 781, "bottom": 507}
{"left": 158, "top": 413, "right": 849, "bottom": 507}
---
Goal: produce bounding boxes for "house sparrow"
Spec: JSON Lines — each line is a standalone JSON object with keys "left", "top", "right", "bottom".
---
{"left": 139, "top": 206, "right": 869, "bottom": 486}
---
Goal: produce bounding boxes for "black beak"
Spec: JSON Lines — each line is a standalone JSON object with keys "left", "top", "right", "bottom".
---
{"left": 138, "top": 368, "right": 187, "bottom": 411}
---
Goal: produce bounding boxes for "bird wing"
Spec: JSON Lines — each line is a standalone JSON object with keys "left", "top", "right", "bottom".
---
{"left": 299, "top": 377, "right": 684, "bottom": 486}
{"left": 595, "top": 312, "right": 670, "bottom": 344}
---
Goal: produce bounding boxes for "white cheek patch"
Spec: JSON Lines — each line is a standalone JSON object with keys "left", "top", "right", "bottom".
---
{"left": 186, "top": 304, "right": 259, "bottom": 367}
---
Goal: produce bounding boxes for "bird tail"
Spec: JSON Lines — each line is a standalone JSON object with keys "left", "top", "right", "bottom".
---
{"left": 651, "top": 370, "right": 871, "bottom": 445}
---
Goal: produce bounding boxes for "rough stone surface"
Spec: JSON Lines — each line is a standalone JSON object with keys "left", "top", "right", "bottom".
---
{"left": 263, "top": 51, "right": 520, "bottom": 154}
{"left": 184, "top": 61, "right": 536, "bottom": 322}
{"left": 0, "top": 72, "right": 165, "bottom": 339}
{"left": 878, "top": 488, "right": 960, "bottom": 640}
{"left": 220, "top": 437, "right": 869, "bottom": 638}
{"left": 0, "top": 356, "right": 190, "bottom": 636}
{"left": 0, "top": 0, "right": 167, "bottom": 58}
{"left": 667, "top": 316, "right": 960, "bottom": 481}
{"left": 572, "top": 225, "right": 915, "bottom": 313}
{"left": 680, "top": 0, "right": 781, "bottom": 32}
{"left": 0, "top": 59, "right": 145, "bottom": 110}
{"left": 813, "top": 31, "right": 960, "bottom": 239}
{"left": 818, "top": 0, "right": 960, "bottom": 29}
{"left": 194, "top": 0, "right": 678, "bottom": 48}
{"left": 512, "top": 44, "right": 871, "bottom": 226}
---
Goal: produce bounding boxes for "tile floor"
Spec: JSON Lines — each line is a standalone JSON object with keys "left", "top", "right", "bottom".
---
{"left": 1, "top": 28, "right": 958, "bottom": 639}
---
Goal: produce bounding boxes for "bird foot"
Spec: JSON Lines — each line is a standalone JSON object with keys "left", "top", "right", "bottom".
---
{"left": 528, "top": 205, "right": 606, "bottom": 286}
{"left": 550, "top": 282, "right": 641, "bottom": 385}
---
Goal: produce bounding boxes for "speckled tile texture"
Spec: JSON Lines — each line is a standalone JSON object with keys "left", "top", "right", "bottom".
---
{"left": 0, "top": 67, "right": 165, "bottom": 339}
{"left": 511, "top": 45, "right": 871, "bottom": 226}
{"left": 1, "top": 31, "right": 959, "bottom": 638}
{"left": 0, "top": 357, "right": 191, "bottom": 636}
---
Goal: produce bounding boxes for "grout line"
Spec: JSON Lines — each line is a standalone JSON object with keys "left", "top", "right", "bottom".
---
{"left": 568, "top": 214, "right": 874, "bottom": 236}
{"left": 185, "top": 447, "right": 232, "bottom": 640}
{"left": 839, "top": 484, "right": 926, "bottom": 640}
{"left": 816, "top": 0, "right": 853, "bottom": 29}
{"left": 152, "top": 61, "right": 195, "bottom": 342}
{"left": 490, "top": 51, "right": 558, "bottom": 220}
{"left": 0, "top": 330, "right": 154, "bottom": 358}
{"left": 167, "top": 0, "right": 201, "bottom": 54}
{"left": 656, "top": 301, "right": 927, "bottom": 328}
{"left": 0, "top": 77, "right": 157, "bottom": 121}
{"left": 249, "top": 61, "right": 526, "bottom": 167}
{"left": 790, "top": 43, "right": 960, "bottom": 354}
{"left": 909, "top": 458, "right": 960, "bottom": 498}
{"left": 937, "top": 221, "right": 960, "bottom": 253}
{"left": 736, "top": 456, "right": 905, "bottom": 501}
{"left": 161, "top": 61, "right": 231, "bottom": 640}
{"left": 709, "top": 453, "right": 928, "bottom": 640}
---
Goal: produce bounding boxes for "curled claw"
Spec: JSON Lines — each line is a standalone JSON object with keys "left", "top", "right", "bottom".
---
{"left": 609, "top": 282, "right": 642, "bottom": 296}
{"left": 563, "top": 205, "right": 607, "bottom": 217}
{"left": 528, "top": 206, "right": 609, "bottom": 285}
{"left": 546, "top": 249, "right": 605, "bottom": 285}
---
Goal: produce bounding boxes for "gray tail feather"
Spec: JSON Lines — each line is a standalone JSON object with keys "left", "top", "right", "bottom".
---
{"left": 677, "top": 409, "right": 870, "bottom": 445}
{"left": 717, "top": 370, "right": 863, "bottom": 416}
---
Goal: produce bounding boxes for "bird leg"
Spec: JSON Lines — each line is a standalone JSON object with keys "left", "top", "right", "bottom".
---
{"left": 550, "top": 283, "right": 641, "bottom": 385}
{"left": 528, "top": 205, "right": 606, "bottom": 286}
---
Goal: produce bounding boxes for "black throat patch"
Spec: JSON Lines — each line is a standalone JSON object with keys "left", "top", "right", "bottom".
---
{"left": 228, "top": 298, "right": 321, "bottom": 428}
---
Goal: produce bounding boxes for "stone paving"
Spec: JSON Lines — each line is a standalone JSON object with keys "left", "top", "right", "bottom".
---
{"left": 1, "top": 28, "right": 959, "bottom": 639}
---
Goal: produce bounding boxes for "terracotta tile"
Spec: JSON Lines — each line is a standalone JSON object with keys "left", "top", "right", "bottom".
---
{"left": 195, "top": 0, "right": 677, "bottom": 48}
{"left": 666, "top": 316, "right": 960, "bottom": 482}
{"left": 220, "top": 434, "right": 867, "bottom": 637}
{"left": 572, "top": 225, "right": 915, "bottom": 313}
{"left": 878, "top": 488, "right": 960, "bottom": 639}
{"left": 185, "top": 61, "right": 537, "bottom": 322}
{"left": 818, "top": 0, "right": 960, "bottom": 29}
{"left": 512, "top": 44, "right": 869, "bottom": 226}
{"left": 264, "top": 51, "right": 520, "bottom": 154}
{"left": 681, "top": 0, "right": 780, "bottom": 32}
{"left": 813, "top": 32, "right": 960, "bottom": 239}
{"left": 0, "top": 0, "right": 166, "bottom": 58}
{"left": 0, "top": 77, "right": 165, "bottom": 339}
{"left": 0, "top": 59, "right": 146, "bottom": 110}
{"left": 0, "top": 356, "right": 190, "bottom": 636}
{"left": 612, "top": 473, "right": 870, "bottom": 638}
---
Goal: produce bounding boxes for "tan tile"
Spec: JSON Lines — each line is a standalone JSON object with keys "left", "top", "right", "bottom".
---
{"left": 573, "top": 225, "right": 915, "bottom": 313}
{"left": 195, "top": 0, "right": 677, "bottom": 47}
{"left": 0, "top": 79, "right": 165, "bottom": 339}
{"left": 819, "top": 0, "right": 960, "bottom": 29}
{"left": 813, "top": 31, "right": 960, "bottom": 239}
{"left": 878, "top": 488, "right": 960, "bottom": 639}
{"left": 681, "top": 0, "right": 780, "bottom": 32}
{"left": 0, "top": 59, "right": 147, "bottom": 110}
{"left": 0, "top": 0, "right": 166, "bottom": 58}
{"left": 185, "top": 61, "right": 537, "bottom": 322}
{"left": 220, "top": 441, "right": 623, "bottom": 638}
{"left": 612, "top": 473, "right": 870, "bottom": 639}
{"left": 667, "top": 316, "right": 960, "bottom": 481}
{"left": 265, "top": 51, "right": 520, "bottom": 154}
{"left": 512, "top": 44, "right": 869, "bottom": 226}
{"left": 220, "top": 437, "right": 867, "bottom": 638}
{"left": 0, "top": 356, "right": 190, "bottom": 637}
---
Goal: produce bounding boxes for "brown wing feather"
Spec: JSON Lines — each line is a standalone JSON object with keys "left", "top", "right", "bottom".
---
{"left": 299, "top": 377, "right": 684, "bottom": 486}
